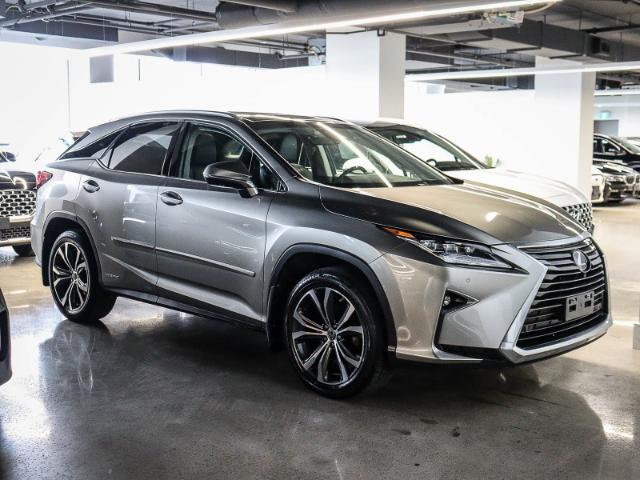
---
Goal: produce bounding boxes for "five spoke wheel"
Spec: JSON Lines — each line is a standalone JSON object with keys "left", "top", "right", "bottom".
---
{"left": 51, "top": 241, "right": 89, "bottom": 314}
{"left": 291, "top": 287, "right": 366, "bottom": 387}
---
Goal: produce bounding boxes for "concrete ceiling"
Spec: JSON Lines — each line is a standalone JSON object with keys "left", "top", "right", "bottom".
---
{"left": 1, "top": 0, "right": 640, "bottom": 89}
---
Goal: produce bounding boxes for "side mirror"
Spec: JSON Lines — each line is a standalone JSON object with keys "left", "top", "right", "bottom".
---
{"left": 203, "top": 160, "right": 258, "bottom": 198}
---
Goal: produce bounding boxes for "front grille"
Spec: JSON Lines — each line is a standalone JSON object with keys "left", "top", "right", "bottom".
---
{"left": 562, "top": 203, "right": 593, "bottom": 231}
{"left": 518, "top": 239, "right": 607, "bottom": 349}
{"left": 0, "top": 226, "right": 30, "bottom": 241}
{"left": 0, "top": 189, "right": 36, "bottom": 218}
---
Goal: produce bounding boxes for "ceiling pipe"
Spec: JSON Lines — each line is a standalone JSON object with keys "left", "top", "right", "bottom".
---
{"left": 87, "top": 0, "right": 219, "bottom": 23}
{"left": 215, "top": 0, "right": 477, "bottom": 29}
{"left": 220, "top": 1, "right": 298, "bottom": 13}
{"left": 0, "top": 4, "right": 93, "bottom": 27}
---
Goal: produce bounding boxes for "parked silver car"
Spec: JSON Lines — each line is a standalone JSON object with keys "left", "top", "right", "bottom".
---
{"left": 32, "top": 112, "right": 611, "bottom": 397}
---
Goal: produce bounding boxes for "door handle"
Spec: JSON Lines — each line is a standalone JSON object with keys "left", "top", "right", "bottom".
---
{"left": 82, "top": 179, "right": 100, "bottom": 193}
{"left": 160, "top": 191, "right": 183, "bottom": 206}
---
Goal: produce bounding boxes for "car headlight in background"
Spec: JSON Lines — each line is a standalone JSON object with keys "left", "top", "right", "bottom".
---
{"left": 380, "top": 227, "right": 515, "bottom": 270}
{"left": 592, "top": 174, "right": 604, "bottom": 186}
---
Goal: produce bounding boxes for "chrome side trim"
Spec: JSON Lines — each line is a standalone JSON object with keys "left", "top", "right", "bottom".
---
{"left": 155, "top": 246, "right": 256, "bottom": 278}
{"left": 111, "top": 236, "right": 155, "bottom": 250}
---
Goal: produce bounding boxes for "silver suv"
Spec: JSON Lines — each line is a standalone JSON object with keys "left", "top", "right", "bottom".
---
{"left": 32, "top": 112, "right": 612, "bottom": 397}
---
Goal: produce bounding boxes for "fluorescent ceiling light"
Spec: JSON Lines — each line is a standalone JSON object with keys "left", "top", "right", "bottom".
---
{"left": 407, "top": 60, "right": 640, "bottom": 81}
{"left": 83, "top": 0, "right": 561, "bottom": 57}
{"left": 594, "top": 89, "right": 640, "bottom": 97}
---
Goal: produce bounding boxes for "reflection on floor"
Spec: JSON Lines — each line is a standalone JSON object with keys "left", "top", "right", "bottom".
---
{"left": 0, "top": 201, "right": 639, "bottom": 479}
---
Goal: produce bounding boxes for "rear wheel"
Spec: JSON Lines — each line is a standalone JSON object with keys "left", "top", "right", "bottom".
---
{"left": 12, "top": 244, "right": 34, "bottom": 257}
{"left": 284, "top": 267, "right": 385, "bottom": 398}
{"left": 49, "top": 230, "right": 116, "bottom": 323}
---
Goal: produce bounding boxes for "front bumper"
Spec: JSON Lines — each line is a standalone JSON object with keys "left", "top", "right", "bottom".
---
{"left": 371, "top": 232, "right": 611, "bottom": 365}
{"left": 0, "top": 214, "right": 33, "bottom": 247}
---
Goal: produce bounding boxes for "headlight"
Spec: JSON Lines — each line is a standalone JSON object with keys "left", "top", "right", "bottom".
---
{"left": 592, "top": 174, "right": 604, "bottom": 186}
{"left": 381, "top": 227, "right": 514, "bottom": 270}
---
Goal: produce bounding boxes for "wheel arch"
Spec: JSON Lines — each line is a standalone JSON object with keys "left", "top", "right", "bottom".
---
{"left": 266, "top": 244, "right": 396, "bottom": 354}
{"left": 41, "top": 212, "right": 101, "bottom": 286}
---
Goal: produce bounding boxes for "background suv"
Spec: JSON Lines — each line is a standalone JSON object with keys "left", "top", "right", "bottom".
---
{"left": 364, "top": 121, "right": 595, "bottom": 232}
{"left": 32, "top": 112, "right": 611, "bottom": 397}
{"left": 0, "top": 151, "right": 37, "bottom": 257}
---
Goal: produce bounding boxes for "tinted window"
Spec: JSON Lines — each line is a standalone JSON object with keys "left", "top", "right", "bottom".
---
{"left": 60, "top": 130, "right": 121, "bottom": 160}
{"left": 174, "top": 124, "right": 278, "bottom": 190}
{"left": 108, "top": 122, "right": 179, "bottom": 175}
{"left": 374, "top": 128, "right": 485, "bottom": 172}
{"left": 248, "top": 118, "right": 450, "bottom": 188}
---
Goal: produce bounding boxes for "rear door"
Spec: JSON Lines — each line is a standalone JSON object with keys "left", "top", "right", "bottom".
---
{"left": 155, "top": 121, "right": 280, "bottom": 324}
{"left": 75, "top": 121, "right": 181, "bottom": 297}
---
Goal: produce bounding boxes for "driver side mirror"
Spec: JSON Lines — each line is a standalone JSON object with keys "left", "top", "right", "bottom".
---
{"left": 203, "top": 160, "right": 258, "bottom": 198}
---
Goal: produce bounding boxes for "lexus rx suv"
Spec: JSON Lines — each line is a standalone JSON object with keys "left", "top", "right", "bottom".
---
{"left": 363, "top": 122, "right": 595, "bottom": 232}
{"left": 32, "top": 112, "right": 612, "bottom": 397}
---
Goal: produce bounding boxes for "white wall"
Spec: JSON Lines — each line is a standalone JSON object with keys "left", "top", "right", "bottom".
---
{"left": 594, "top": 100, "right": 640, "bottom": 137}
{"left": 0, "top": 43, "right": 71, "bottom": 162}
{"left": 404, "top": 84, "right": 539, "bottom": 172}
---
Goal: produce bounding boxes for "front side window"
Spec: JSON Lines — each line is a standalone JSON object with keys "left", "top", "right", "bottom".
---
{"left": 173, "top": 124, "right": 278, "bottom": 190}
{"left": 375, "top": 128, "right": 485, "bottom": 172}
{"left": 600, "top": 139, "right": 622, "bottom": 155}
{"left": 107, "top": 122, "right": 180, "bottom": 175}
{"left": 247, "top": 117, "right": 450, "bottom": 188}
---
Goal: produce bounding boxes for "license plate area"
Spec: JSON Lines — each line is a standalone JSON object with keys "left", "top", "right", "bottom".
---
{"left": 565, "top": 291, "right": 597, "bottom": 321}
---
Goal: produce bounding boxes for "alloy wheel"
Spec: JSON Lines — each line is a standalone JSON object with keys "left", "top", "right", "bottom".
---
{"left": 291, "top": 287, "right": 366, "bottom": 387}
{"left": 51, "top": 241, "right": 90, "bottom": 314}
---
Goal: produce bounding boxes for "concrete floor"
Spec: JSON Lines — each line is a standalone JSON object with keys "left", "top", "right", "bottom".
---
{"left": 0, "top": 202, "right": 639, "bottom": 480}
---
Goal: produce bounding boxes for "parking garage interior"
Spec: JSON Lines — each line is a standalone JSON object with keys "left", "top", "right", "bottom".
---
{"left": 1, "top": 1, "right": 640, "bottom": 478}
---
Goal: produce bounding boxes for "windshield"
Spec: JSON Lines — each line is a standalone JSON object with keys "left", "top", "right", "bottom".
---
{"left": 614, "top": 136, "right": 640, "bottom": 154}
{"left": 246, "top": 117, "right": 451, "bottom": 188}
{"left": 371, "top": 127, "right": 486, "bottom": 172}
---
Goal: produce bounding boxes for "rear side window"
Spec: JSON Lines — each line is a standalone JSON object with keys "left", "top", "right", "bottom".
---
{"left": 60, "top": 130, "right": 121, "bottom": 160}
{"left": 107, "top": 122, "right": 180, "bottom": 175}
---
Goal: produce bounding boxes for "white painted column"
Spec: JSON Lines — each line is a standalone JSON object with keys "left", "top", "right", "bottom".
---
{"left": 325, "top": 30, "right": 406, "bottom": 120}
{"left": 534, "top": 57, "right": 595, "bottom": 198}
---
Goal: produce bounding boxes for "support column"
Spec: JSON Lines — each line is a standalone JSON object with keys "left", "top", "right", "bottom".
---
{"left": 325, "top": 30, "right": 406, "bottom": 120}
{"left": 534, "top": 57, "right": 595, "bottom": 198}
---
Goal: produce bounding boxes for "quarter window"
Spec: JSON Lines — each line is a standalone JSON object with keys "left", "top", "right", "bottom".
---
{"left": 60, "top": 129, "right": 122, "bottom": 160}
{"left": 107, "top": 122, "right": 180, "bottom": 175}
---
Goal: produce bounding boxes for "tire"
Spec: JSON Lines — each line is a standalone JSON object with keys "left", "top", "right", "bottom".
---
{"left": 48, "top": 230, "right": 116, "bottom": 323}
{"left": 12, "top": 244, "right": 34, "bottom": 257}
{"left": 284, "top": 266, "right": 386, "bottom": 398}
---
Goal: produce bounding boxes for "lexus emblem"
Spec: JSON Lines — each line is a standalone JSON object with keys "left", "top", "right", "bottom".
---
{"left": 572, "top": 250, "right": 590, "bottom": 273}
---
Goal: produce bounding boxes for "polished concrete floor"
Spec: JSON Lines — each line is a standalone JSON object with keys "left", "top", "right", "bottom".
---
{"left": 0, "top": 202, "right": 639, "bottom": 480}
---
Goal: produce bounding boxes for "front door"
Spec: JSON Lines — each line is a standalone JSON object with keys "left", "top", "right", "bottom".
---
{"left": 155, "top": 122, "right": 280, "bottom": 324}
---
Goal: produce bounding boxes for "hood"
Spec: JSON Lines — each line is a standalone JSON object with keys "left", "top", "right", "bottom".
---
{"left": 447, "top": 168, "right": 587, "bottom": 207}
{"left": 321, "top": 183, "right": 584, "bottom": 245}
{"left": 0, "top": 169, "right": 36, "bottom": 190}
{"left": 593, "top": 161, "right": 636, "bottom": 176}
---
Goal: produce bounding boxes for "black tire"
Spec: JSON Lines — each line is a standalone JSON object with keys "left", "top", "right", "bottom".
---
{"left": 284, "top": 266, "right": 386, "bottom": 398}
{"left": 48, "top": 230, "right": 116, "bottom": 323}
{"left": 12, "top": 244, "right": 34, "bottom": 257}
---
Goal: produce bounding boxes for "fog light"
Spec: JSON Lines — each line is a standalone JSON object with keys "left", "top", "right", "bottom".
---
{"left": 441, "top": 290, "right": 474, "bottom": 313}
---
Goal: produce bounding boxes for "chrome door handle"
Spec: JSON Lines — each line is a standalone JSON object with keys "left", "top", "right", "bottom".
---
{"left": 160, "top": 191, "right": 183, "bottom": 206}
{"left": 82, "top": 179, "right": 100, "bottom": 193}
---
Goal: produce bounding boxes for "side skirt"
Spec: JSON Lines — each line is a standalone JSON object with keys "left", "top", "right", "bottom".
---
{"left": 105, "top": 288, "right": 267, "bottom": 333}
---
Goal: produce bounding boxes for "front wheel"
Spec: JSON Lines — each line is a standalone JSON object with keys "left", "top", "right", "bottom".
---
{"left": 284, "top": 267, "right": 385, "bottom": 398}
{"left": 49, "top": 230, "right": 116, "bottom": 323}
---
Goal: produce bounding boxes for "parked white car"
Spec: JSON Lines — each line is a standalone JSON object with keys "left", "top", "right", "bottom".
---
{"left": 362, "top": 121, "right": 594, "bottom": 231}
